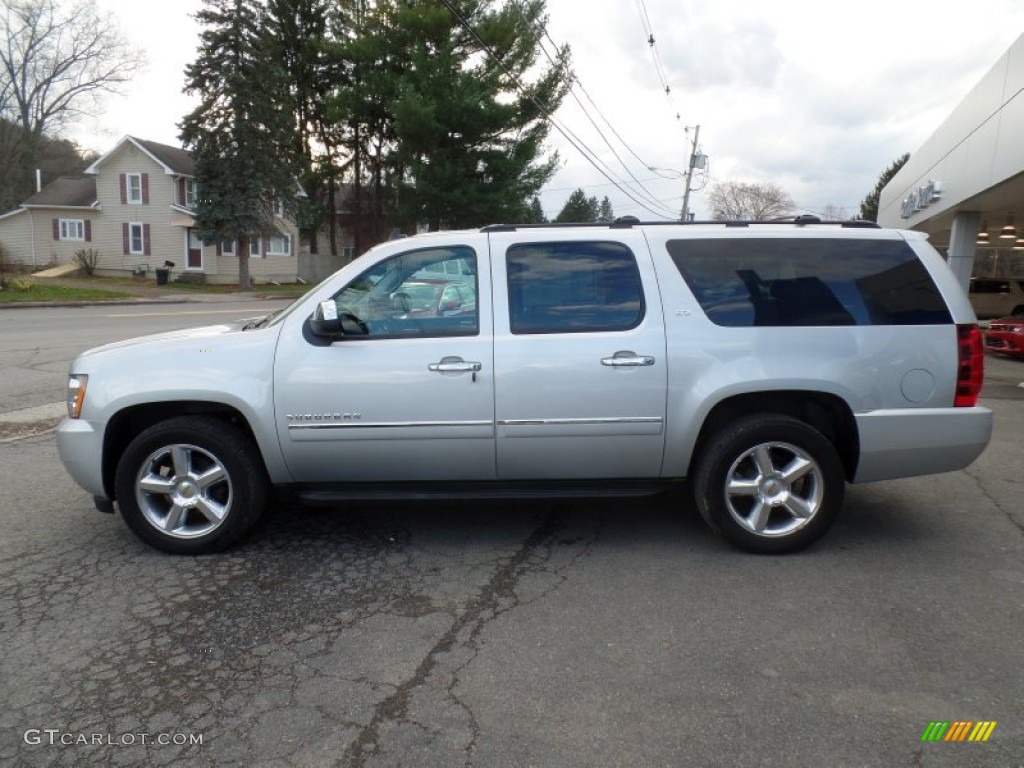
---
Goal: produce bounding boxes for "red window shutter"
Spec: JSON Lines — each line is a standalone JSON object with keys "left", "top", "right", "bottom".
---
{"left": 143, "top": 224, "right": 151, "bottom": 255}
{"left": 53, "top": 218, "right": 60, "bottom": 240}
{"left": 122, "top": 223, "right": 129, "bottom": 255}
{"left": 84, "top": 220, "right": 92, "bottom": 242}
{"left": 141, "top": 173, "right": 149, "bottom": 204}
{"left": 119, "top": 174, "right": 127, "bottom": 204}
{"left": 216, "top": 241, "right": 222, "bottom": 256}
{"left": 178, "top": 178, "right": 186, "bottom": 206}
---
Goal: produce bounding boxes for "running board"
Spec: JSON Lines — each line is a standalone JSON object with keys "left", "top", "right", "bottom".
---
{"left": 291, "top": 480, "right": 676, "bottom": 504}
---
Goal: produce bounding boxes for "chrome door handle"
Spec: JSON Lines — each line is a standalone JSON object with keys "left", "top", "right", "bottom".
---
{"left": 429, "top": 357, "right": 482, "bottom": 373}
{"left": 601, "top": 351, "right": 655, "bottom": 367}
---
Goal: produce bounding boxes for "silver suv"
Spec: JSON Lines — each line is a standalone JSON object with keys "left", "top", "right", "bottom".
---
{"left": 57, "top": 219, "right": 992, "bottom": 555}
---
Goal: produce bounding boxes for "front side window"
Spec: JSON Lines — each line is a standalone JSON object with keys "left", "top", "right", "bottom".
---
{"left": 185, "top": 179, "right": 196, "bottom": 208}
{"left": 667, "top": 238, "right": 952, "bottom": 327}
{"left": 506, "top": 241, "right": 645, "bottom": 334}
{"left": 329, "top": 246, "right": 478, "bottom": 339}
{"left": 59, "top": 219, "right": 84, "bottom": 241}
{"left": 126, "top": 173, "right": 143, "bottom": 204}
{"left": 222, "top": 240, "right": 235, "bottom": 255}
{"left": 250, "top": 237, "right": 261, "bottom": 257}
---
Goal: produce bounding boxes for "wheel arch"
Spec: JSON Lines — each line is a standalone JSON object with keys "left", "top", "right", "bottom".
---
{"left": 688, "top": 390, "right": 859, "bottom": 482}
{"left": 102, "top": 402, "right": 265, "bottom": 501}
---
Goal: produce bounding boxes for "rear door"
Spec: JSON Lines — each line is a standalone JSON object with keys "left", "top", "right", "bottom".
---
{"left": 489, "top": 229, "right": 668, "bottom": 479}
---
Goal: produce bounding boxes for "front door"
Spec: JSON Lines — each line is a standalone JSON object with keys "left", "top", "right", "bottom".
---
{"left": 489, "top": 230, "right": 668, "bottom": 479}
{"left": 186, "top": 229, "right": 203, "bottom": 270}
{"left": 275, "top": 239, "right": 496, "bottom": 483}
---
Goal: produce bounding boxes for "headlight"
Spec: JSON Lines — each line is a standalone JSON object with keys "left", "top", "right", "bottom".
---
{"left": 67, "top": 375, "right": 89, "bottom": 419}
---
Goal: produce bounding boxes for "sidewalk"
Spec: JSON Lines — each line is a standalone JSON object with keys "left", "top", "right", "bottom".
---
{"left": 0, "top": 402, "right": 65, "bottom": 443}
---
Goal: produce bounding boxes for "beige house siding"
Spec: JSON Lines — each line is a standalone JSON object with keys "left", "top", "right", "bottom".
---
{"left": 0, "top": 210, "right": 34, "bottom": 266}
{"left": 1, "top": 136, "right": 303, "bottom": 284}
{"left": 0, "top": 207, "right": 102, "bottom": 269}
{"left": 90, "top": 140, "right": 300, "bottom": 284}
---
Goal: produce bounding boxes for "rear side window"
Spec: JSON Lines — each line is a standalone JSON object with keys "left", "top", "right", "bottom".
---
{"left": 667, "top": 238, "right": 952, "bottom": 327}
{"left": 507, "top": 241, "right": 645, "bottom": 334}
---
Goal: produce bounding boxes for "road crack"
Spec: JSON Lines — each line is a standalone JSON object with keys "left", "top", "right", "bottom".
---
{"left": 343, "top": 509, "right": 570, "bottom": 767}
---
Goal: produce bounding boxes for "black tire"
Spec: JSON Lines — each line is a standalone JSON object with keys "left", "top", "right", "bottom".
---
{"left": 693, "top": 415, "right": 845, "bottom": 554}
{"left": 114, "top": 416, "right": 268, "bottom": 554}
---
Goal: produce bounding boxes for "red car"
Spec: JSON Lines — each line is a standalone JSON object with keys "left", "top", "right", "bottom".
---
{"left": 984, "top": 304, "right": 1024, "bottom": 357}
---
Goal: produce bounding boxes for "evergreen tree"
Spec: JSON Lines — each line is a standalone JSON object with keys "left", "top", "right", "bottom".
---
{"left": 523, "top": 195, "right": 547, "bottom": 224}
{"left": 597, "top": 195, "right": 614, "bottom": 222}
{"left": 859, "top": 153, "right": 910, "bottom": 222}
{"left": 264, "top": 0, "right": 333, "bottom": 247}
{"left": 555, "top": 188, "right": 598, "bottom": 222}
{"left": 180, "top": 0, "right": 299, "bottom": 289}
{"left": 385, "top": 0, "right": 571, "bottom": 230}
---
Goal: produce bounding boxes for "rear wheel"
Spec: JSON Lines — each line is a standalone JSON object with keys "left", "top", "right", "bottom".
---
{"left": 693, "top": 415, "right": 844, "bottom": 554}
{"left": 114, "top": 416, "right": 267, "bottom": 554}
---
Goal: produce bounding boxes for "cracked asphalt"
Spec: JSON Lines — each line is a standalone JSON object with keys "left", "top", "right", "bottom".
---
{"left": 2, "top": 305, "right": 1023, "bottom": 766}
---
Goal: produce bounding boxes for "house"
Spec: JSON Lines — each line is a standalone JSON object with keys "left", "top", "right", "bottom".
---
{"left": 0, "top": 135, "right": 301, "bottom": 284}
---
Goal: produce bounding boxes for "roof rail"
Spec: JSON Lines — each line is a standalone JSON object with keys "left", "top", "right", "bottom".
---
{"left": 480, "top": 218, "right": 881, "bottom": 232}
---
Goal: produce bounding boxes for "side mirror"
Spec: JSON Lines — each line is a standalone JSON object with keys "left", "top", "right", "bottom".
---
{"left": 309, "top": 301, "right": 368, "bottom": 338}
{"left": 310, "top": 300, "right": 341, "bottom": 338}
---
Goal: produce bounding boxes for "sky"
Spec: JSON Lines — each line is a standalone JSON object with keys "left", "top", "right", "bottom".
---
{"left": 71, "top": 0, "right": 1024, "bottom": 222}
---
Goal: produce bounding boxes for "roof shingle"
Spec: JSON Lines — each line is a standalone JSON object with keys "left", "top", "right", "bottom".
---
{"left": 22, "top": 177, "right": 97, "bottom": 208}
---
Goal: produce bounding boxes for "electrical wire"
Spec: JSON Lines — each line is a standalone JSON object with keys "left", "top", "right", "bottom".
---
{"left": 438, "top": 0, "right": 679, "bottom": 219}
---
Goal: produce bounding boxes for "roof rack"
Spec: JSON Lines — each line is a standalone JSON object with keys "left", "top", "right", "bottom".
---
{"left": 480, "top": 216, "right": 880, "bottom": 233}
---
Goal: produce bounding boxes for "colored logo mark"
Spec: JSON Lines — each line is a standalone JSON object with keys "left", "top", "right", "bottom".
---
{"left": 921, "top": 721, "right": 997, "bottom": 742}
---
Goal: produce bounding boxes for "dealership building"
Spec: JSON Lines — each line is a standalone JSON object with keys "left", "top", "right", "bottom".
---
{"left": 878, "top": 33, "right": 1024, "bottom": 289}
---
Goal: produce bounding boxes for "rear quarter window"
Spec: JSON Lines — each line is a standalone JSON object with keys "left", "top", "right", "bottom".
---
{"left": 666, "top": 238, "right": 952, "bottom": 327}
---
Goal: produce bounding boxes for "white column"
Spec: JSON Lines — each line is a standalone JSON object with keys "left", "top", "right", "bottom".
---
{"left": 947, "top": 212, "right": 980, "bottom": 291}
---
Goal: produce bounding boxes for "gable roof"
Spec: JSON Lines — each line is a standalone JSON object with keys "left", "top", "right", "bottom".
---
{"left": 85, "top": 135, "right": 193, "bottom": 176}
{"left": 134, "top": 138, "right": 194, "bottom": 175}
{"left": 22, "top": 177, "right": 98, "bottom": 208}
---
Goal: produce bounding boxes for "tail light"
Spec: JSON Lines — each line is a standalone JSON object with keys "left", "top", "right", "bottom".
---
{"left": 954, "top": 325, "right": 984, "bottom": 407}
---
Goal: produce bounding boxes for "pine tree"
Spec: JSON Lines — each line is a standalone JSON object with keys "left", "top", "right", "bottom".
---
{"left": 859, "top": 153, "right": 910, "bottom": 222}
{"left": 523, "top": 195, "right": 547, "bottom": 224}
{"left": 597, "top": 196, "right": 614, "bottom": 222}
{"left": 385, "top": 0, "right": 572, "bottom": 230}
{"left": 555, "top": 188, "right": 598, "bottom": 222}
{"left": 180, "top": 0, "right": 299, "bottom": 289}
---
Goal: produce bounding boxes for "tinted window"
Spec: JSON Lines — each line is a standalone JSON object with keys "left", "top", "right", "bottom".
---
{"left": 507, "top": 241, "right": 645, "bottom": 334}
{"left": 331, "top": 246, "right": 478, "bottom": 338}
{"left": 969, "top": 279, "right": 1011, "bottom": 294}
{"left": 667, "top": 238, "right": 952, "bottom": 327}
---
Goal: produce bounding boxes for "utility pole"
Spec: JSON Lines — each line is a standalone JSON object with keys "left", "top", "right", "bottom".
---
{"left": 680, "top": 125, "right": 701, "bottom": 222}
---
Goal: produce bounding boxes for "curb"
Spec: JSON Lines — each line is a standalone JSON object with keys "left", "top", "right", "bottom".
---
{"left": 0, "top": 294, "right": 293, "bottom": 309}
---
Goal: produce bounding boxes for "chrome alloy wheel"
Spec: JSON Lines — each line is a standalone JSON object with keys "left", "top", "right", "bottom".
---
{"left": 723, "top": 441, "right": 823, "bottom": 537}
{"left": 134, "top": 443, "right": 233, "bottom": 539}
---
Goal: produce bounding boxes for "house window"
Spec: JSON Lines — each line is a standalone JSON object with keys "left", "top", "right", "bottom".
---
{"left": 250, "top": 237, "right": 261, "bottom": 257}
{"left": 222, "top": 240, "right": 234, "bottom": 255}
{"left": 272, "top": 199, "right": 284, "bottom": 218}
{"left": 129, "top": 223, "right": 145, "bottom": 255}
{"left": 267, "top": 233, "right": 291, "bottom": 256}
{"left": 59, "top": 219, "right": 85, "bottom": 241}
{"left": 341, "top": 246, "right": 355, "bottom": 261}
{"left": 185, "top": 179, "right": 196, "bottom": 208}
{"left": 127, "top": 174, "right": 143, "bottom": 204}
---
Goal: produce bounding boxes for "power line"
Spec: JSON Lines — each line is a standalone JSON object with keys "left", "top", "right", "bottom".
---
{"left": 437, "top": 0, "right": 678, "bottom": 219}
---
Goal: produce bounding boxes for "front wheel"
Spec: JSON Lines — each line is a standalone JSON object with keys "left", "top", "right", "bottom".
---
{"left": 693, "top": 415, "right": 845, "bottom": 554}
{"left": 114, "top": 416, "right": 268, "bottom": 554}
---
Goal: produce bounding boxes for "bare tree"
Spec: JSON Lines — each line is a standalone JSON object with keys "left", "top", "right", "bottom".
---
{"left": 707, "top": 181, "right": 795, "bottom": 221}
{"left": 0, "top": 0, "right": 142, "bottom": 202}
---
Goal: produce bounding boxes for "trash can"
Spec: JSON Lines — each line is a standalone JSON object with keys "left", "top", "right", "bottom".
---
{"left": 155, "top": 268, "right": 169, "bottom": 285}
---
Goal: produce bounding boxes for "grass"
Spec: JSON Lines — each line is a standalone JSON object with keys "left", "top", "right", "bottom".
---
{"left": 0, "top": 284, "right": 134, "bottom": 303}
